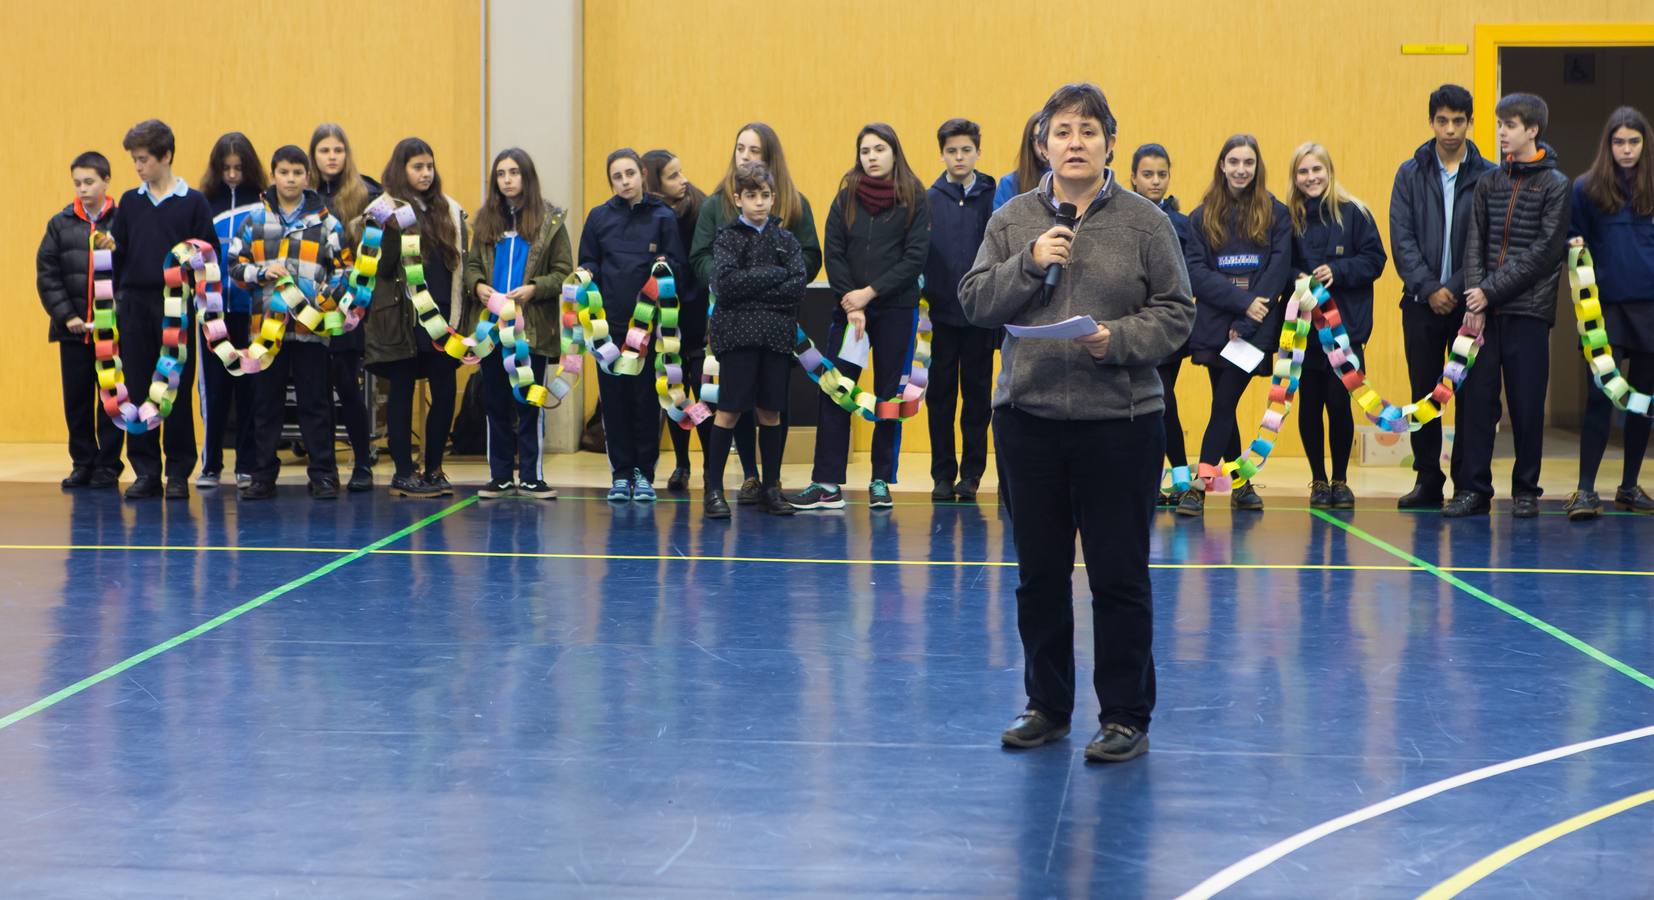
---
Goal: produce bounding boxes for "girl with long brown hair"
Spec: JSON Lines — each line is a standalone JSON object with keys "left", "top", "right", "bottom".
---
{"left": 643, "top": 148, "right": 712, "bottom": 492}
{"left": 197, "top": 131, "right": 267, "bottom": 490}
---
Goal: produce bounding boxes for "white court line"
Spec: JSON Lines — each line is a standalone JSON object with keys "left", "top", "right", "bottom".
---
{"left": 1176, "top": 724, "right": 1654, "bottom": 899}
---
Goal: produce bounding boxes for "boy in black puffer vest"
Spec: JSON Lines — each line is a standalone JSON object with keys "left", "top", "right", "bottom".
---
{"left": 1449, "top": 93, "right": 1572, "bottom": 518}
{"left": 702, "top": 161, "right": 808, "bottom": 518}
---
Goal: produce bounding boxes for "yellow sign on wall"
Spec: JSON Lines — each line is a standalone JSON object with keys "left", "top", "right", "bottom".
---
{"left": 1401, "top": 43, "right": 1469, "bottom": 55}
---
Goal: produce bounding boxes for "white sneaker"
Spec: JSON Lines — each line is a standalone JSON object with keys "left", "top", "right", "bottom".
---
{"left": 195, "top": 471, "right": 220, "bottom": 489}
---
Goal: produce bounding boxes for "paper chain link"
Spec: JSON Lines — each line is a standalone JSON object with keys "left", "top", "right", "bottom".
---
{"left": 1568, "top": 245, "right": 1654, "bottom": 416}
{"left": 90, "top": 238, "right": 191, "bottom": 433}
{"left": 791, "top": 299, "right": 934, "bottom": 421}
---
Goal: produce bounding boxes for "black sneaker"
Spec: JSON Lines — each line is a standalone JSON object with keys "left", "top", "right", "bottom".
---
{"left": 347, "top": 466, "right": 374, "bottom": 492}
{"left": 704, "top": 489, "right": 731, "bottom": 519}
{"left": 1309, "top": 480, "right": 1331, "bottom": 509}
{"left": 240, "top": 480, "right": 277, "bottom": 501}
{"left": 517, "top": 479, "right": 557, "bottom": 500}
{"left": 761, "top": 485, "right": 795, "bottom": 516}
{"left": 1156, "top": 488, "right": 1180, "bottom": 508}
{"left": 88, "top": 468, "right": 120, "bottom": 489}
{"left": 423, "top": 471, "right": 454, "bottom": 497}
{"left": 1084, "top": 722, "right": 1149, "bottom": 763}
{"left": 1001, "top": 710, "right": 1071, "bottom": 748}
{"left": 1564, "top": 490, "right": 1602, "bottom": 521}
{"left": 736, "top": 476, "right": 763, "bottom": 506}
{"left": 478, "top": 478, "right": 516, "bottom": 499}
{"left": 1329, "top": 480, "right": 1356, "bottom": 509}
{"left": 391, "top": 473, "right": 440, "bottom": 498}
{"left": 1176, "top": 488, "right": 1205, "bottom": 517}
{"left": 931, "top": 481, "right": 955, "bottom": 502}
{"left": 1443, "top": 490, "right": 1491, "bottom": 518}
{"left": 309, "top": 477, "right": 340, "bottom": 500}
{"left": 1512, "top": 494, "right": 1540, "bottom": 518}
{"left": 1614, "top": 484, "right": 1654, "bottom": 514}
{"left": 164, "top": 479, "right": 189, "bottom": 500}
{"left": 788, "top": 483, "right": 845, "bottom": 510}
{"left": 61, "top": 467, "right": 93, "bottom": 489}
{"left": 954, "top": 478, "right": 979, "bottom": 502}
{"left": 1231, "top": 482, "right": 1264, "bottom": 511}
{"left": 1397, "top": 483, "right": 1445, "bottom": 510}
{"left": 869, "top": 480, "right": 894, "bottom": 509}
{"left": 667, "top": 467, "right": 690, "bottom": 492}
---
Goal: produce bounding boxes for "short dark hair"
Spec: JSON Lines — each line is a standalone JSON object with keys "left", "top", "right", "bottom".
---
{"left": 734, "top": 160, "right": 773, "bottom": 193}
{"left": 271, "top": 144, "right": 310, "bottom": 171}
{"left": 1131, "top": 143, "right": 1171, "bottom": 172}
{"left": 1496, "top": 93, "right": 1549, "bottom": 136}
{"left": 1035, "top": 83, "right": 1118, "bottom": 145}
{"left": 936, "top": 118, "right": 981, "bottom": 151}
{"left": 70, "top": 151, "right": 110, "bottom": 180}
{"left": 122, "top": 119, "right": 175, "bottom": 163}
{"left": 1429, "top": 84, "right": 1474, "bottom": 120}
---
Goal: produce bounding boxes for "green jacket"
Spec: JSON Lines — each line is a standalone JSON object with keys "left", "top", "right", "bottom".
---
{"left": 461, "top": 201, "right": 573, "bottom": 359}
{"left": 691, "top": 190, "right": 822, "bottom": 287}
{"left": 363, "top": 195, "right": 469, "bottom": 368}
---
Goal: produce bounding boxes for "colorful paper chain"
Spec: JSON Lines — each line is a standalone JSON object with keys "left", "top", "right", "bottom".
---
{"left": 1568, "top": 245, "right": 1654, "bottom": 416}
{"left": 91, "top": 238, "right": 193, "bottom": 433}
{"left": 336, "top": 195, "right": 416, "bottom": 333}
{"left": 645, "top": 260, "right": 712, "bottom": 430}
{"left": 791, "top": 299, "right": 933, "bottom": 422}
{"left": 1188, "top": 275, "right": 1484, "bottom": 493}
{"left": 497, "top": 270, "right": 617, "bottom": 409}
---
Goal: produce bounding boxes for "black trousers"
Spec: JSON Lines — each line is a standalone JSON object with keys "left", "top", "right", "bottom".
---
{"left": 1197, "top": 363, "right": 1248, "bottom": 467}
{"left": 1402, "top": 301, "right": 1466, "bottom": 492}
{"left": 1297, "top": 362, "right": 1355, "bottom": 482}
{"left": 57, "top": 340, "right": 125, "bottom": 474}
{"left": 381, "top": 352, "right": 458, "bottom": 477}
{"left": 197, "top": 312, "right": 255, "bottom": 476}
{"left": 249, "top": 341, "right": 337, "bottom": 484}
{"left": 1158, "top": 357, "right": 1188, "bottom": 469}
{"left": 1580, "top": 351, "right": 1654, "bottom": 491}
{"left": 994, "top": 407, "right": 1161, "bottom": 730}
{"left": 596, "top": 353, "right": 662, "bottom": 481}
{"left": 926, "top": 321, "right": 996, "bottom": 486}
{"left": 667, "top": 349, "right": 710, "bottom": 471}
{"left": 811, "top": 306, "right": 918, "bottom": 485}
{"left": 481, "top": 352, "right": 547, "bottom": 482}
{"left": 117, "top": 289, "right": 197, "bottom": 480}
{"left": 331, "top": 350, "right": 373, "bottom": 469}
{"left": 1454, "top": 314, "right": 1550, "bottom": 499}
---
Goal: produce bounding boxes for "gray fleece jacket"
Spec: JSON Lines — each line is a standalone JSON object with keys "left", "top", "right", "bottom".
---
{"left": 958, "top": 172, "right": 1194, "bottom": 421}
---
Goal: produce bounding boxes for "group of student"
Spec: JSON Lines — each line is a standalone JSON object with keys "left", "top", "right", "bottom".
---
{"left": 35, "top": 86, "right": 1654, "bottom": 521}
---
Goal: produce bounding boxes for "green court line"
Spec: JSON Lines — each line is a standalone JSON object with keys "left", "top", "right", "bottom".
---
{"left": 0, "top": 497, "right": 478, "bottom": 732}
{"left": 1309, "top": 509, "right": 1654, "bottom": 691}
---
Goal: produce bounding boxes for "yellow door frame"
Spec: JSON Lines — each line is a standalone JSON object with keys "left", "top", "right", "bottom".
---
{"left": 1474, "top": 23, "right": 1654, "bottom": 153}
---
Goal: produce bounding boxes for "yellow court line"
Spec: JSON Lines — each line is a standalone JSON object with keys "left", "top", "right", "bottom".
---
{"left": 6, "top": 542, "right": 1654, "bottom": 577}
{"left": 1418, "top": 788, "right": 1654, "bottom": 899}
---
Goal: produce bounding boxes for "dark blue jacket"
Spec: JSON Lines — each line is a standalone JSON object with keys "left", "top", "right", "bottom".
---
{"left": 577, "top": 193, "right": 687, "bottom": 323}
{"left": 1292, "top": 196, "right": 1388, "bottom": 344}
{"left": 1184, "top": 197, "right": 1293, "bottom": 355}
{"left": 1569, "top": 170, "right": 1654, "bottom": 304}
{"left": 1157, "top": 197, "right": 1192, "bottom": 248}
{"left": 922, "top": 170, "right": 996, "bottom": 326}
{"left": 992, "top": 167, "right": 1048, "bottom": 212}
{"left": 1388, "top": 138, "right": 1495, "bottom": 307}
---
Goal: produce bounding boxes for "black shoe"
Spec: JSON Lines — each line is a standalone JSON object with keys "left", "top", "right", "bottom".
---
{"left": 309, "top": 477, "right": 340, "bottom": 500}
{"left": 704, "top": 488, "right": 731, "bottom": 519}
{"left": 1000, "top": 710, "right": 1071, "bottom": 748}
{"left": 88, "top": 468, "right": 120, "bottom": 490}
{"left": 1329, "top": 480, "right": 1355, "bottom": 510}
{"left": 1309, "top": 480, "right": 1331, "bottom": 509}
{"left": 869, "top": 480, "right": 894, "bottom": 509}
{"left": 390, "top": 473, "right": 440, "bottom": 498}
{"left": 61, "top": 467, "right": 93, "bottom": 489}
{"left": 1176, "top": 488, "right": 1205, "bottom": 517}
{"left": 1443, "top": 490, "right": 1491, "bottom": 518}
{"left": 1231, "top": 482, "right": 1264, "bottom": 511}
{"left": 1614, "top": 484, "right": 1654, "bottom": 514}
{"left": 240, "top": 480, "right": 276, "bottom": 501}
{"left": 1512, "top": 494, "right": 1540, "bottom": 518}
{"left": 1564, "top": 490, "right": 1602, "bottom": 521}
{"left": 761, "top": 485, "right": 796, "bottom": 516}
{"left": 788, "top": 483, "right": 846, "bottom": 510}
{"left": 931, "top": 480, "right": 955, "bottom": 502}
{"left": 478, "top": 478, "right": 516, "bottom": 499}
{"left": 347, "top": 466, "right": 374, "bottom": 493}
{"left": 1156, "top": 488, "right": 1180, "bottom": 508}
{"left": 1084, "top": 722, "right": 1149, "bottom": 763}
{"left": 955, "top": 478, "right": 980, "bottom": 502}
{"left": 517, "top": 479, "right": 557, "bottom": 500}
{"left": 1398, "top": 483, "right": 1444, "bottom": 510}
{"left": 736, "top": 476, "right": 762, "bottom": 506}
{"left": 124, "top": 476, "right": 163, "bottom": 500}
{"left": 164, "top": 479, "right": 189, "bottom": 500}
{"left": 667, "top": 467, "right": 691, "bottom": 492}
{"left": 423, "top": 471, "right": 453, "bottom": 497}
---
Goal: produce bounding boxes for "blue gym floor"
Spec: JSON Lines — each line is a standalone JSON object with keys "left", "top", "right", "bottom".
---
{"left": 1, "top": 483, "right": 1651, "bottom": 898}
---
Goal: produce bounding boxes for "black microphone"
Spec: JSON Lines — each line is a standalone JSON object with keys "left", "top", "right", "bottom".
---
{"left": 1042, "top": 201, "right": 1079, "bottom": 305}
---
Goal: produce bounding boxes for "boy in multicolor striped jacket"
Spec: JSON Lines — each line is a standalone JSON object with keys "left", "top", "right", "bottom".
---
{"left": 228, "top": 144, "right": 352, "bottom": 500}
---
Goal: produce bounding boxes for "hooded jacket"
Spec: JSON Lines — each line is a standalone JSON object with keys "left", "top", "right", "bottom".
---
{"left": 36, "top": 196, "right": 118, "bottom": 343}
{"left": 1291, "top": 196, "right": 1388, "bottom": 345}
{"left": 1465, "top": 142, "right": 1572, "bottom": 324}
{"left": 922, "top": 170, "right": 996, "bottom": 326}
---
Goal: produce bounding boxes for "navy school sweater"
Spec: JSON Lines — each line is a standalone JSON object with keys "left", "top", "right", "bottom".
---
{"left": 577, "top": 193, "right": 687, "bottom": 324}
{"left": 109, "top": 182, "right": 217, "bottom": 296}
{"left": 922, "top": 170, "right": 996, "bottom": 326}
{"left": 1569, "top": 169, "right": 1654, "bottom": 304}
{"left": 1184, "top": 197, "right": 1294, "bottom": 356}
{"left": 1291, "top": 196, "right": 1388, "bottom": 345}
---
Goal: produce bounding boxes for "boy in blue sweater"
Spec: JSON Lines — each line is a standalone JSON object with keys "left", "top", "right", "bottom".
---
{"left": 922, "top": 119, "right": 998, "bottom": 501}
{"left": 108, "top": 119, "right": 218, "bottom": 500}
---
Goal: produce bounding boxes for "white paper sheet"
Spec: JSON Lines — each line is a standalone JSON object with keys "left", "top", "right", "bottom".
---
{"left": 1221, "top": 337, "right": 1266, "bottom": 373}
{"left": 839, "top": 327, "right": 871, "bottom": 367}
{"left": 1004, "top": 315, "right": 1098, "bottom": 340}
